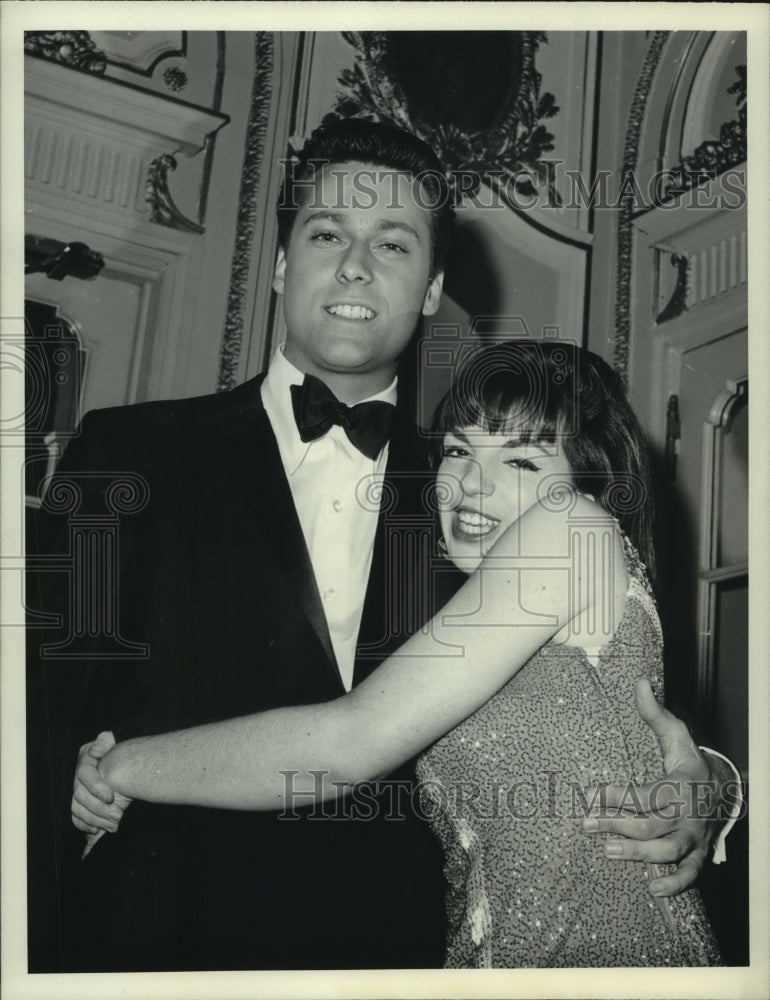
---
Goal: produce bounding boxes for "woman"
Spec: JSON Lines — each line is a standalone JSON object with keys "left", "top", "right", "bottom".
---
{"left": 75, "top": 341, "right": 721, "bottom": 967}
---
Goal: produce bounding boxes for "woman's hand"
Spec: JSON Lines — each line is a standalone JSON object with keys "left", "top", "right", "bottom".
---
{"left": 72, "top": 731, "right": 133, "bottom": 855}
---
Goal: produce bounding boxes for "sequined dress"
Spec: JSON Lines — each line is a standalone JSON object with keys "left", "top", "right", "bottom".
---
{"left": 416, "top": 537, "right": 721, "bottom": 968}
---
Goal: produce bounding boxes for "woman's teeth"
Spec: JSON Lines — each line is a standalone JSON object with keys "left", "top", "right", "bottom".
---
{"left": 455, "top": 510, "right": 499, "bottom": 536}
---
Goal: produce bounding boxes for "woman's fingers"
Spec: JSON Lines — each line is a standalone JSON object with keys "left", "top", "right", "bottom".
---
{"left": 88, "top": 730, "right": 117, "bottom": 759}
{"left": 75, "top": 740, "right": 115, "bottom": 805}
{"left": 71, "top": 794, "right": 118, "bottom": 833}
{"left": 72, "top": 741, "right": 125, "bottom": 831}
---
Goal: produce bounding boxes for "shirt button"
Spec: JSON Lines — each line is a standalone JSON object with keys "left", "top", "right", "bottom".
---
{"left": 323, "top": 588, "right": 336, "bottom": 602}
{"left": 332, "top": 499, "right": 343, "bottom": 512}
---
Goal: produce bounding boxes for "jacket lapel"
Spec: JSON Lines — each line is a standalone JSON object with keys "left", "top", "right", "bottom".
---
{"left": 212, "top": 376, "right": 340, "bottom": 683}
{"left": 353, "top": 409, "right": 435, "bottom": 686}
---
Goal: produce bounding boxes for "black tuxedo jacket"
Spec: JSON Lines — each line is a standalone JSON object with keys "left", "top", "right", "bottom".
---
{"left": 26, "top": 374, "right": 464, "bottom": 972}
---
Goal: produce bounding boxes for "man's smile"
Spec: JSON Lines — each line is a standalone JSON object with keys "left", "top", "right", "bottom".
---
{"left": 325, "top": 303, "right": 377, "bottom": 321}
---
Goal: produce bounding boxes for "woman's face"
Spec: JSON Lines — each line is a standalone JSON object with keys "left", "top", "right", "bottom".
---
{"left": 437, "top": 424, "right": 574, "bottom": 573}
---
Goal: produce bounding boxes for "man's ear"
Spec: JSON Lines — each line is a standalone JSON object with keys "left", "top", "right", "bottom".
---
{"left": 422, "top": 270, "right": 444, "bottom": 316}
{"left": 272, "top": 247, "right": 287, "bottom": 296}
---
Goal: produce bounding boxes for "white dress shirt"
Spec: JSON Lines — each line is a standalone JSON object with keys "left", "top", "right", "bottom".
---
{"left": 261, "top": 346, "right": 396, "bottom": 690}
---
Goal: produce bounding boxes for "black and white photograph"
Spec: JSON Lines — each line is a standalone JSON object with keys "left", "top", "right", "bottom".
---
{"left": 2, "top": 3, "right": 768, "bottom": 999}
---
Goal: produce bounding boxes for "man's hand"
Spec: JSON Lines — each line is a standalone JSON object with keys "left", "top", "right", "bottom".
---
{"left": 582, "top": 679, "right": 717, "bottom": 897}
{"left": 72, "top": 731, "right": 132, "bottom": 854}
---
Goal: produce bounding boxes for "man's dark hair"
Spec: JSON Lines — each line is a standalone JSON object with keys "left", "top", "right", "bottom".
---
{"left": 276, "top": 117, "right": 455, "bottom": 278}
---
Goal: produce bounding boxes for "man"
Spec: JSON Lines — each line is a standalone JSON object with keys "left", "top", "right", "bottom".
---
{"left": 30, "top": 119, "right": 728, "bottom": 973}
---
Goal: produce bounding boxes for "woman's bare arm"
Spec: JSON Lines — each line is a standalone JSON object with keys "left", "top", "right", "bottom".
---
{"left": 78, "top": 495, "right": 611, "bottom": 813}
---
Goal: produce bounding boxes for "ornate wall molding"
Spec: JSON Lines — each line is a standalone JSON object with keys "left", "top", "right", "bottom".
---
{"left": 89, "top": 30, "right": 186, "bottom": 76}
{"left": 163, "top": 67, "right": 188, "bottom": 94}
{"left": 25, "top": 113, "right": 143, "bottom": 213}
{"left": 26, "top": 56, "right": 228, "bottom": 223}
{"left": 331, "top": 31, "right": 560, "bottom": 204}
{"left": 24, "top": 54, "right": 230, "bottom": 410}
{"left": 614, "top": 31, "right": 670, "bottom": 385}
{"left": 655, "top": 253, "right": 690, "bottom": 324}
{"left": 217, "top": 32, "right": 274, "bottom": 391}
{"left": 686, "top": 228, "right": 747, "bottom": 307}
{"left": 615, "top": 41, "right": 748, "bottom": 384}
{"left": 652, "top": 217, "right": 748, "bottom": 325}
{"left": 145, "top": 154, "right": 205, "bottom": 233}
{"left": 24, "top": 31, "right": 107, "bottom": 75}
{"left": 665, "top": 65, "right": 746, "bottom": 198}
{"left": 25, "top": 29, "right": 190, "bottom": 80}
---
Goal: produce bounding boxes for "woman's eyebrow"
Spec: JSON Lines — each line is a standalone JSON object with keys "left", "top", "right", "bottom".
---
{"left": 449, "top": 431, "right": 551, "bottom": 455}
{"left": 500, "top": 439, "right": 550, "bottom": 456}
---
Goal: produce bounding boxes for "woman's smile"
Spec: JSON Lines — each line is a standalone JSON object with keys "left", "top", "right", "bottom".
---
{"left": 451, "top": 507, "right": 501, "bottom": 541}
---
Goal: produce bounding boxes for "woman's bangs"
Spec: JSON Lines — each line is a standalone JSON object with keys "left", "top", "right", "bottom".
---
{"left": 437, "top": 343, "right": 575, "bottom": 448}
{"left": 457, "top": 378, "right": 559, "bottom": 443}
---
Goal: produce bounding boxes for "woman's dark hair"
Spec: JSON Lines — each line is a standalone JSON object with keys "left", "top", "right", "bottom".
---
{"left": 431, "top": 340, "right": 658, "bottom": 584}
{"left": 276, "top": 117, "right": 455, "bottom": 279}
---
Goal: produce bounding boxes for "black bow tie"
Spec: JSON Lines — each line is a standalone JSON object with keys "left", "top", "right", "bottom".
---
{"left": 290, "top": 374, "right": 395, "bottom": 461}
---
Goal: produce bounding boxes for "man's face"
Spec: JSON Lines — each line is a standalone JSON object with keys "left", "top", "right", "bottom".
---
{"left": 273, "top": 161, "right": 444, "bottom": 395}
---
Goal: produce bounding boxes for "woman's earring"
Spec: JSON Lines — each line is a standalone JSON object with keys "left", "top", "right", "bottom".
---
{"left": 437, "top": 536, "right": 448, "bottom": 556}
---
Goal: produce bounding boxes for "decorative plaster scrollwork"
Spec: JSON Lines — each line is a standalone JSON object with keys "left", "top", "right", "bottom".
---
{"left": 145, "top": 154, "right": 204, "bottom": 234}
{"left": 89, "top": 30, "right": 186, "bottom": 76}
{"left": 24, "top": 31, "right": 107, "bottom": 75}
{"left": 615, "top": 50, "right": 747, "bottom": 382}
{"left": 163, "top": 67, "right": 188, "bottom": 93}
{"left": 331, "top": 31, "right": 560, "bottom": 204}
{"left": 665, "top": 66, "right": 746, "bottom": 197}
{"left": 655, "top": 253, "right": 690, "bottom": 324}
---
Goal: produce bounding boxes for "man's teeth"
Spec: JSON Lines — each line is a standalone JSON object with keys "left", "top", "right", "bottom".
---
{"left": 456, "top": 511, "right": 499, "bottom": 535}
{"left": 327, "top": 304, "right": 375, "bottom": 320}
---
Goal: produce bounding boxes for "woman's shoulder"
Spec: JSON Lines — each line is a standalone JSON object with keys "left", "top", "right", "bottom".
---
{"left": 545, "top": 495, "right": 629, "bottom": 646}
{"left": 570, "top": 490, "right": 615, "bottom": 523}
{"left": 542, "top": 490, "right": 618, "bottom": 535}
{"left": 574, "top": 493, "right": 629, "bottom": 599}
{"left": 538, "top": 492, "right": 625, "bottom": 569}
{"left": 511, "top": 490, "right": 616, "bottom": 561}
